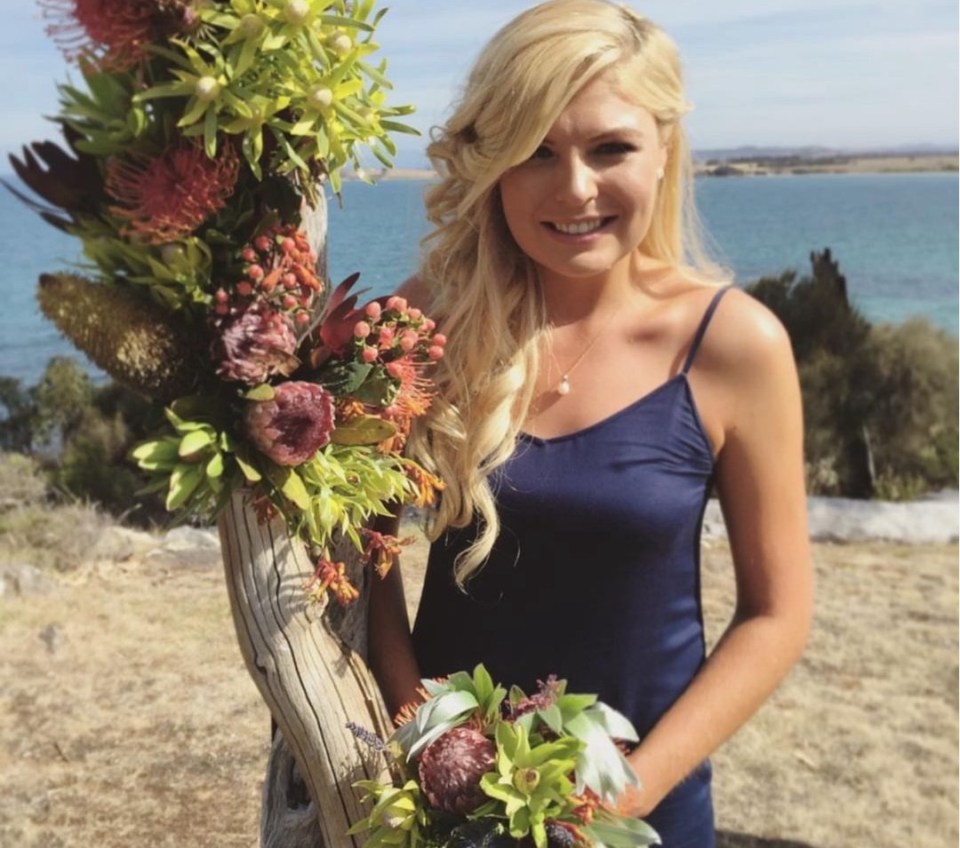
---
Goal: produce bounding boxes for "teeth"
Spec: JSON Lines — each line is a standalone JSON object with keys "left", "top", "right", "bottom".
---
{"left": 552, "top": 219, "right": 605, "bottom": 235}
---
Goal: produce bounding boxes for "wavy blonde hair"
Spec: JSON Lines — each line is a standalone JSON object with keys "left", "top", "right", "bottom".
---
{"left": 408, "top": 0, "right": 724, "bottom": 585}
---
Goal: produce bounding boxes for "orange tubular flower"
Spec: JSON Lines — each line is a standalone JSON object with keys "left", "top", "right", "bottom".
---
{"left": 361, "top": 529, "right": 411, "bottom": 577}
{"left": 106, "top": 141, "right": 239, "bottom": 244}
{"left": 307, "top": 559, "right": 360, "bottom": 606}
{"left": 570, "top": 788, "right": 602, "bottom": 825}
{"left": 401, "top": 460, "right": 445, "bottom": 509}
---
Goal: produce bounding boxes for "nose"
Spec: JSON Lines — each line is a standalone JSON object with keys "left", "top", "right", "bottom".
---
{"left": 553, "top": 153, "right": 597, "bottom": 205}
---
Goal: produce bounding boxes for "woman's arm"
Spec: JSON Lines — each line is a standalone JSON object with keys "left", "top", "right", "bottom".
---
{"left": 367, "top": 275, "right": 436, "bottom": 718}
{"left": 620, "top": 292, "right": 814, "bottom": 816}
{"left": 367, "top": 512, "right": 424, "bottom": 718}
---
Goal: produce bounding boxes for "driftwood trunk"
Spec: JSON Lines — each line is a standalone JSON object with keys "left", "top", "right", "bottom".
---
{"left": 218, "top": 194, "right": 392, "bottom": 847}
{"left": 219, "top": 493, "right": 393, "bottom": 848}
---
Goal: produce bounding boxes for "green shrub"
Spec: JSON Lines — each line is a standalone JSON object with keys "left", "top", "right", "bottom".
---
{"left": 746, "top": 250, "right": 959, "bottom": 499}
{"left": 0, "top": 358, "right": 168, "bottom": 524}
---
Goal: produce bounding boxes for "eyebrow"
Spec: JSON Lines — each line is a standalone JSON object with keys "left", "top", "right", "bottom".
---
{"left": 543, "top": 126, "right": 648, "bottom": 144}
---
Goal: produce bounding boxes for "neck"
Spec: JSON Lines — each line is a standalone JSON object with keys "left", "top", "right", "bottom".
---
{"left": 539, "top": 254, "right": 671, "bottom": 327}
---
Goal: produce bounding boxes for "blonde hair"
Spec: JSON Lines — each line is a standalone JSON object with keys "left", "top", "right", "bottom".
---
{"left": 409, "top": 0, "right": 724, "bottom": 585}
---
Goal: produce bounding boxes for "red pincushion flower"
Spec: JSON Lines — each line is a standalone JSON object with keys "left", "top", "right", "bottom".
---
{"left": 106, "top": 141, "right": 239, "bottom": 244}
{"left": 213, "top": 303, "right": 299, "bottom": 385}
{"left": 245, "top": 382, "right": 336, "bottom": 466}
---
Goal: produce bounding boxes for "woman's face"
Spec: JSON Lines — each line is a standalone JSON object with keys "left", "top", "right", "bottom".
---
{"left": 498, "top": 69, "right": 667, "bottom": 287}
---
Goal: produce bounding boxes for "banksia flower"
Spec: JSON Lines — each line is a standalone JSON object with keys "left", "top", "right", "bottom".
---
{"left": 37, "top": 273, "right": 199, "bottom": 402}
{"left": 213, "top": 303, "right": 299, "bottom": 385}
{"left": 106, "top": 141, "right": 239, "bottom": 244}
{"left": 418, "top": 726, "right": 496, "bottom": 815}
{"left": 245, "top": 381, "right": 335, "bottom": 466}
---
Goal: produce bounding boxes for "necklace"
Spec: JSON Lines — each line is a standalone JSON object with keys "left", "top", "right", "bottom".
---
{"left": 547, "top": 304, "right": 623, "bottom": 396}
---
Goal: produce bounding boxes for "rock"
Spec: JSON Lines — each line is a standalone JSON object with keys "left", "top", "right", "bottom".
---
{"left": 89, "top": 526, "right": 157, "bottom": 563}
{"left": 0, "top": 564, "right": 55, "bottom": 598}
{"left": 807, "top": 495, "right": 959, "bottom": 545}
{"left": 38, "top": 623, "right": 65, "bottom": 654}
{"left": 701, "top": 492, "right": 960, "bottom": 546}
{"left": 145, "top": 526, "right": 222, "bottom": 568}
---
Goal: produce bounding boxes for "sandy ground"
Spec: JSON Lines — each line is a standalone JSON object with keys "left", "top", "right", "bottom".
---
{"left": 0, "top": 526, "right": 956, "bottom": 848}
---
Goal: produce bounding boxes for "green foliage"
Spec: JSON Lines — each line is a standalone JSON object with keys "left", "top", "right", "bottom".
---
{"left": 133, "top": 0, "right": 417, "bottom": 188}
{"left": 357, "top": 665, "right": 659, "bottom": 848}
{"left": 856, "top": 319, "right": 958, "bottom": 497}
{"left": 478, "top": 723, "right": 580, "bottom": 848}
{"left": 0, "top": 378, "right": 36, "bottom": 453}
{"left": 0, "top": 358, "right": 167, "bottom": 525}
{"left": 746, "top": 249, "right": 958, "bottom": 499}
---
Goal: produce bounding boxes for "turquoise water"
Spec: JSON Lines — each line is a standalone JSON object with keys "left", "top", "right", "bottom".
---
{"left": 1, "top": 171, "right": 956, "bottom": 386}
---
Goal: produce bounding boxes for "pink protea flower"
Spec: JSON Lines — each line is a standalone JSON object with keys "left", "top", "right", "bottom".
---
{"left": 106, "top": 141, "right": 239, "bottom": 244}
{"left": 40, "top": 0, "right": 191, "bottom": 71}
{"left": 213, "top": 304, "right": 299, "bottom": 385}
{"left": 418, "top": 726, "right": 496, "bottom": 814}
{"left": 245, "top": 381, "right": 335, "bottom": 466}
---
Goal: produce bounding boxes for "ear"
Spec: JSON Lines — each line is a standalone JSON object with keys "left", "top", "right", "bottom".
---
{"left": 656, "top": 124, "right": 672, "bottom": 171}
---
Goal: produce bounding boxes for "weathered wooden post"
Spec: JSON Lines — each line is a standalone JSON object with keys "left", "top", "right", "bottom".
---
{"left": 218, "top": 197, "right": 392, "bottom": 848}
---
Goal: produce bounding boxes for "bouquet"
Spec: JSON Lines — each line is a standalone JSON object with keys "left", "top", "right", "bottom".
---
{"left": 348, "top": 666, "right": 660, "bottom": 848}
{"left": 8, "top": 0, "right": 441, "bottom": 601}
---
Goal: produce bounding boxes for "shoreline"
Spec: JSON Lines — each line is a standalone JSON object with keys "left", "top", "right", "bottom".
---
{"left": 360, "top": 152, "right": 959, "bottom": 182}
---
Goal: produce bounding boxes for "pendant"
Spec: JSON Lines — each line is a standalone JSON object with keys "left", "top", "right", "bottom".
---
{"left": 557, "top": 375, "right": 571, "bottom": 395}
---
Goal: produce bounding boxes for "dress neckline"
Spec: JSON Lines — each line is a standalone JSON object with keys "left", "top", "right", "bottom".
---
{"left": 519, "top": 373, "right": 686, "bottom": 446}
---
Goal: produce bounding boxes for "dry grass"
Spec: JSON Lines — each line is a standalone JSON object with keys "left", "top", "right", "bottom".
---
{"left": 0, "top": 509, "right": 956, "bottom": 848}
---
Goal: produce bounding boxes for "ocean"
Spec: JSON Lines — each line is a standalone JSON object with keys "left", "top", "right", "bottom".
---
{"left": 1, "top": 171, "right": 956, "bottom": 387}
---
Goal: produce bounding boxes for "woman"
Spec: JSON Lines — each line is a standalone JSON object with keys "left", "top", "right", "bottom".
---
{"left": 369, "top": 2, "right": 813, "bottom": 844}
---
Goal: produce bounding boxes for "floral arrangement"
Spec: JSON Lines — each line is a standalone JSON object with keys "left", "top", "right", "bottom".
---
{"left": 7, "top": 0, "right": 442, "bottom": 602}
{"left": 348, "top": 666, "right": 660, "bottom": 848}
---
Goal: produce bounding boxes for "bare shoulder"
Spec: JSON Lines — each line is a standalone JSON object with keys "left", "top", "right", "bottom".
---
{"left": 394, "top": 275, "right": 434, "bottom": 310}
{"left": 696, "top": 285, "right": 794, "bottom": 378}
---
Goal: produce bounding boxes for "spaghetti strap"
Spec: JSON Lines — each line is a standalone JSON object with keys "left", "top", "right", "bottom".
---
{"left": 681, "top": 285, "right": 733, "bottom": 374}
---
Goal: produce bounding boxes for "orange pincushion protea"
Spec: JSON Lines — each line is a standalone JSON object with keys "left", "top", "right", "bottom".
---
{"left": 106, "top": 141, "right": 239, "bottom": 244}
{"left": 40, "top": 0, "right": 191, "bottom": 71}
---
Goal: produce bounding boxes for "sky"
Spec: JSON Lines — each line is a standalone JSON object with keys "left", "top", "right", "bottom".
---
{"left": 1, "top": 1, "right": 957, "bottom": 169}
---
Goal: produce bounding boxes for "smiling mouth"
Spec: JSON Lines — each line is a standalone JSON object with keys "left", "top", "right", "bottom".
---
{"left": 547, "top": 217, "right": 613, "bottom": 235}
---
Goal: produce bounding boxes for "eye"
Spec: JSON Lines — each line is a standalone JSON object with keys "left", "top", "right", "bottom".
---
{"left": 594, "top": 141, "right": 636, "bottom": 156}
{"left": 527, "top": 144, "right": 554, "bottom": 161}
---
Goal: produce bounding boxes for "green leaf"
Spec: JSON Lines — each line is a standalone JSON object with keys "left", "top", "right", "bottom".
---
{"left": 583, "top": 813, "right": 660, "bottom": 848}
{"left": 166, "top": 463, "right": 205, "bottom": 510}
{"left": 245, "top": 383, "right": 276, "bottom": 401}
{"left": 537, "top": 704, "right": 564, "bottom": 736}
{"left": 206, "top": 452, "right": 225, "bottom": 479}
{"left": 318, "top": 14, "right": 374, "bottom": 31}
{"left": 234, "top": 450, "right": 262, "bottom": 483}
{"left": 204, "top": 107, "right": 218, "bottom": 158}
{"left": 280, "top": 468, "right": 311, "bottom": 509}
{"left": 329, "top": 415, "right": 396, "bottom": 446}
{"left": 179, "top": 428, "right": 215, "bottom": 458}
{"left": 130, "top": 438, "right": 180, "bottom": 470}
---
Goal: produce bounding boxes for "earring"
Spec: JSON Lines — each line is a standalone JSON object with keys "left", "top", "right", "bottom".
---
{"left": 656, "top": 166, "right": 665, "bottom": 181}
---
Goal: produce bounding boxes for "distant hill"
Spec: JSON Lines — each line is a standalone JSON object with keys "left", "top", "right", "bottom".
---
{"left": 693, "top": 144, "right": 958, "bottom": 163}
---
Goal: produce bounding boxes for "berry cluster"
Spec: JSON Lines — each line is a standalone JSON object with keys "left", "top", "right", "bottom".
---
{"left": 214, "top": 224, "right": 324, "bottom": 328}
{"left": 350, "top": 294, "right": 446, "bottom": 369}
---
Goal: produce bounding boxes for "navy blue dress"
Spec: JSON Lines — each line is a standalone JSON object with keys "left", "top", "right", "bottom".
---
{"left": 412, "top": 287, "right": 731, "bottom": 847}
